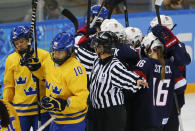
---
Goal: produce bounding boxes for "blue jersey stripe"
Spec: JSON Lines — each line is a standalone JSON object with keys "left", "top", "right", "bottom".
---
{"left": 50, "top": 108, "right": 87, "bottom": 116}
{"left": 16, "top": 108, "right": 38, "bottom": 113}
{"left": 54, "top": 113, "right": 86, "bottom": 121}
{"left": 12, "top": 102, "right": 37, "bottom": 107}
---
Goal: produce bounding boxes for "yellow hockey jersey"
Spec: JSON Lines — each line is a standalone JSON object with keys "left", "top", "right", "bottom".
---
{"left": 3, "top": 49, "right": 49, "bottom": 116}
{"left": 0, "top": 100, "right": 21, "bottom": 131}
{"left": 33, "top": 56, "right": 89, "bottom": 124}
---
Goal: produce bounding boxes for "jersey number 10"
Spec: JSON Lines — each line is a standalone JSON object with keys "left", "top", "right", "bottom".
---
{"left": 74, "top": 66, "right": 83, "bottom": 76}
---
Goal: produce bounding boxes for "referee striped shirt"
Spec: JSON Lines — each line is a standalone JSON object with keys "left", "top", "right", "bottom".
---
{"left": 75, "top": 46, "right": 141, "bottom": 109}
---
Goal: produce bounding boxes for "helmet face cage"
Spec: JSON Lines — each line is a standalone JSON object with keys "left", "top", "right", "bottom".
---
{"left": 128, "top": 39, "right": 141, "bottom": 48}
{"left": 50, "top": 32, "right": 74, "bottom": 65}
{"left": 125, "top": 27, "right": 142, "bottom": 47}
{"left": 141, "top": 32, "right": 163, "bottom": 55}
{"left": 10, "top": 26, "right": 30, "bottom": 48}
{"left": 93, "top": 31, "right": 118, "bottom": 54}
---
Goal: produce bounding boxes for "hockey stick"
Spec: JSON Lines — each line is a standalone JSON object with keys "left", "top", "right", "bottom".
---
{"left": 123, "top": 0, "right": 129, "bottom": 27}
{"left": 154, "top": 0, "right": 163, "bottom": 25}
{"left": 29, "top": 0, "right": 42, "bottom": 128}
{"left": 90, "top": 1, "right": 105, "bottom": 28}
{"left": 107, "top": 4, "right": 115, "bottom": 19}
{"left": 37, "top": 116, "right": 56, "bottom": 131}
{"left": 86, "top": 0, "right": 92, "bottom": 37}
{"left": 174, "top": 93, "right": 184, "bottom": 131}
{"left": 61, "top": 9, "right": 79, "bottom": 32}
{"left": 107, "top": 0, "right": 122, "bottom": 19}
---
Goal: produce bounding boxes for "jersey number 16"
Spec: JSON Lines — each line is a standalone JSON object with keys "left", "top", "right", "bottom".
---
{"left": 153, "top": 78, "right": 171, "bottom": 106}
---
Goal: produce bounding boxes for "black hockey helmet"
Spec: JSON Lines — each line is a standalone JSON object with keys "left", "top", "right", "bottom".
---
{"left": 93, "top": 31, "right": 118, "bottom": 53}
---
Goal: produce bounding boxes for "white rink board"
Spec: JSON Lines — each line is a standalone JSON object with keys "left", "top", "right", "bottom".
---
{"left": 182, "top": 93, "right": 195, "bottom": 131}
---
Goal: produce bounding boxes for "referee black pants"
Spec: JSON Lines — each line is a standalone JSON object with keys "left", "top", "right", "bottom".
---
{"left": 92, "top": 105, "right": 126, "bottom": 131}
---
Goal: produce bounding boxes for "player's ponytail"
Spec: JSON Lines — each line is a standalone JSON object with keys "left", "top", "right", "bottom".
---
{"left": 0, "top": 100, "right": 10, "bottom": 128}
{"left": 157, "top": 47, "right": 165, "bottom": 80}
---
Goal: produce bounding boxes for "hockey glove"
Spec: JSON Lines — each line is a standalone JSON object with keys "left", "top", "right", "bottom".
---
{"left": 20, "top": 53, "right": 41, "bottom": 71}
{"left": 77, "top": 35, "right": 91, "bottom": 45}
{"left": 76, "top": 25, "right": 97, "bottom": 36}
{"left": 151, "top": 24, "right": 179, "bottom": 49}
{"left": 39, "top": 96, "right": 67, "bottom": 112}
{"left": 20, "top": 50, "right": 34, "bottom": 66}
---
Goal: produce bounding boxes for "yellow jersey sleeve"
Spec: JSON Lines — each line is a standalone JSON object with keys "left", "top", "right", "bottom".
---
{"left": 4, "top": 54, "right": 15, "bottom": 89}
{"left": 65, "top": 61, "right": 89, "bottom": 112}
{"left": 3, "top": 88, "right": 15, "bottom": 103}
{"left": 3, "top": 53, "right": 16, "bottom": 103}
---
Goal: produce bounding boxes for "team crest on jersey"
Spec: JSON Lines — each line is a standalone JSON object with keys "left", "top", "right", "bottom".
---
{"left": 16, "top": 77, "right": 27, "bottom": 85}
{"left": 23, "top": 87, "right": 37, "bottom": 96}
{"left": 46, "top": 81, "right": 51, "bottom": 89}
{"left": 162, "top": 118, "right": 169, "bottom": 125}
{"left": 52, "top": 86, "right": 62, "bottom": 95}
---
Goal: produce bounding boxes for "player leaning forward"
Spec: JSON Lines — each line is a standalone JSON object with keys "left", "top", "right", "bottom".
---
{"left": 21, "top": 32, "right": 89, "bottom": 131}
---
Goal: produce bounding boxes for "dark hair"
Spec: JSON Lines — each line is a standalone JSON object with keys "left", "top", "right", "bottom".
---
{"left": 0, "top": 100, "right": 10, "bottom": 128}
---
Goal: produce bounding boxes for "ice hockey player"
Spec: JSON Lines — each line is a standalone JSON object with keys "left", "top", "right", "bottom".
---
{"left": 21, "top": 32, "right": 89, "bottom": 131}
{"left": 150, "top": 15, "right": 191, "bottom": 131}
{"left": 3, "top": 25, "right": 50, "bottom": 131}
{"left": 75, "top": 5, "right": 109, "bottom": 51}
{"left": 133, "top": 32, "right": 187, "bottom": 131}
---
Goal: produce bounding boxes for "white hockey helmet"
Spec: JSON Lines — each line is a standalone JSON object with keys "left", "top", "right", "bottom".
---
{"left": 141, "top": 32, "right": 163, "bottom": 54}
{"left": 150, "top": 15, "right": 174, "bottom": 29}
{"left": 125, "top": 27, "right": 142, "bottom": 48}
{"left": 100, "top": 19, "right": 126, "bottom": 41}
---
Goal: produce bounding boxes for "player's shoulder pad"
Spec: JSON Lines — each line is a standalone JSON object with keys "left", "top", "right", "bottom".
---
{"left": 6, "top": 52, "right": 20, "bottom": 64}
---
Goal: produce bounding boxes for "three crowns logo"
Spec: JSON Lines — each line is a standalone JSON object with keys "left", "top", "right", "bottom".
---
{"left": 23, "top": 87, "right": 37, "bottom": 96}
{"left": 52, "top": 86, "right": 62, "bottom": 95}
{"left": 16, "top": 77, "right": 27, "bottom": 85}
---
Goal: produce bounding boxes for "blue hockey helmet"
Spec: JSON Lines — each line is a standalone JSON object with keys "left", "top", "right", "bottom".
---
{"left": 50, "top": 32, "right": 75, "bottom": 65}
{"left": 10, "top": 26, "right": 30, "bottom": 47}
{"left": 91, "top": 5, "right": 109, "bottom": 19}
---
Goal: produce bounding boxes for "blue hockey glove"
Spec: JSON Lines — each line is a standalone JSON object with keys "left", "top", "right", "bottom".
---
{"left": 39, "top": 96, "right": 67, "bottom": 111}
{"left": 151, "top": 25, "right": 179, "bottom": 49}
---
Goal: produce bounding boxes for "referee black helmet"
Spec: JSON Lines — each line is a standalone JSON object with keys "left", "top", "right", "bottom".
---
{"left": 93, "top": 31, "right": 118, "bottom": 54}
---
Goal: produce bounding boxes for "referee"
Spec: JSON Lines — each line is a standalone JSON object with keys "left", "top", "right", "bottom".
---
{"left": 75, "top": 31, "right": 148, "bottom": 131}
